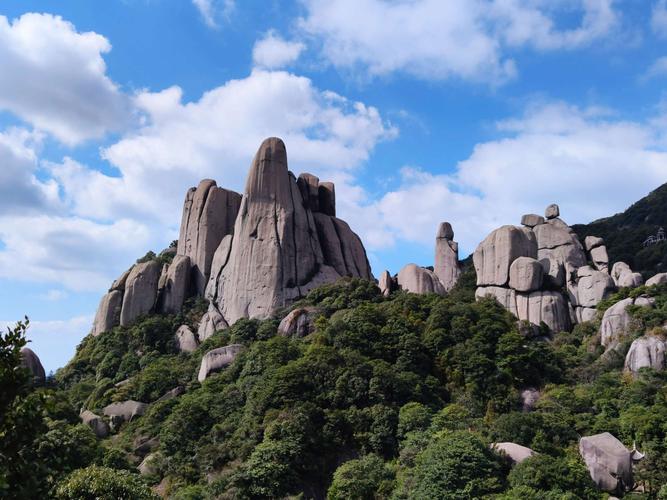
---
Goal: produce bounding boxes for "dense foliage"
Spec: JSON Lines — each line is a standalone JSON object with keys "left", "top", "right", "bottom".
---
{"left": 5, "top": 270, "right": 667, "bottom": 498}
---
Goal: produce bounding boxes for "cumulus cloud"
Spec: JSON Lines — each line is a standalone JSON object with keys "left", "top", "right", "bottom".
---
{"left": 298, "top": 0, "right": 619, "bottom": 84}
{"left": 192, "top": 0, "right": 235, "bottom": 28}
{"left": 253, "top": 31, "right": 305, "bottom": 69}
{"left": 347, "top": 102, "right": 667, "bottom": 258}
{"left": 0, "top": 13, "right": 131, "bottom": 145}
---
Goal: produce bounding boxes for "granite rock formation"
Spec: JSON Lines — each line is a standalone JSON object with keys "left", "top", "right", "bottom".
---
{"left": 646, "top": 272, "right": 667, "bottom": 286}
{"left": 600, "top": 296, "right": 654, "bottom": 349}
{"left": 492, "top": 442, "right": 535, "bottom": 464}
{"left": 80, "top": 410, "right": 109, "bottom": 438}
{"left": 625, "top": 335, "right": 667, "bottom": 374}
{"left": 175, "top": 325, "right": 199, "bottom": 353}
{"left": 579, "top": 432, "right": 633, "bottom": 494}
{"left": 120, "top": 261, "right": 162, "bottom": 327}
{"left": 474, "top": 205, "right": 613, "bottom": 332}
{"left": 20, "top": 347, "right": 45, "bottom": 385}
{"left": 434, "top": 222, "right": 461, "bottom": 292}
{"left": 278, "top": 307, "right": 319, "bottom": 338}
{"left": 396, "top": 264, "right": 445, "bottom": 295}
{"left": 198, "top": 344, "right": 244, "bottom": 382}
{"left": 611, "top": 262, "right": 644, "bottom": 289}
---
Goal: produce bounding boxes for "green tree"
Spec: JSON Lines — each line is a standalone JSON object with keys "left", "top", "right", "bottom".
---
{"left": 327, "top": 454, "right": 393, "bottom": 500}
{"left": 55, "top": 465, "right": 157, "bottom": 499}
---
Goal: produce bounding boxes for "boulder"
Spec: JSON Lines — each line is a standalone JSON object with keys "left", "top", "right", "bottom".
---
{"left": 378, "top": 270, "right": 395, "bottom": 297}
{"left": 521, "top": 389, "right": 540, "bottom": 412}
{"left": 158, "top": 255, "right": 191, "bottom": 314}
{"left": 537, "top": 242, "right": 587, "bottom": 287}
{"left": 493, "top": 442, "right": 535, "bottom": 464}
{"left": 584, "top": 236, "right": 605, "bottom": 251}
{"left": 111, "top": 266, "right": 133, "bottom": 291}
{"left": 138, "top": 452, "right": 160, "bottom": 476}
{"left": 579, "top": 433, "right": 632, "bottom": 493}
{"left": 520, "top": 214, "right": 545, "bottom": 227}
{"left": 574, "top": 266, "right": 615, "bottom": 308}
{"left": 624, "top": 336, "right": 667, "bottom": 374}
{"left": 545, "top": 203, "right": 560, "bottom": 219}
{"left": 197, "top": 303, "right": 228, "bottom": 342}
{"left": 177, "top": 179, "right": 242, "bottom": 295}
{"left": 434, "top": 222, "right": 461, "bottom": 292}
{"left": 92, "top": 290, "right": 123, "bottom": 336}
{"left": 80, "top": 410, "right": 109, "bottom": 438}
{"left": 103, "top": 400, "right": 148, "bottom": 424}
{"left": 576, "top": 307, "right": 598, "bottom": 323}
{"left": 473, "top": 225, "right": 537, "bottom": 286}
{"left": 646, "top": 273, "right": 667, "bottom": 287}
{"left": 600, "top": 296, "right": 654, "bottom": 349}
{"left": 175, "top": 325, "right": 199, "bottom": 353}
{"left": 198, "top": 344, "right": 244, "bottom": 382}
{"left": 475, "top": 286, "right": 518, "bottom": 317}
{"left": 133, "top": 435, "right": 160, "bottom": 456}
{"left": 611, "top": 262, "right": 644, "bottom": 288}
{"left": 397, "top": 264, "right": 445, "bottom": 295}
{"left": 589, "top": 245, "right": 609, "bottom": 273}
{"left": 508, "top": 257, "right": 543, "bottom": 292}
{"left": 278, "top": 307, "right": 319, "bottom": 338}
{"left": 120, "top": 260, "right": 161, "bottom": 327}
{"left": 20, "top": 348, "right": 45, "bottom": 385}
{"left": 515, "top": 291, "right": 570, "bottom": 333}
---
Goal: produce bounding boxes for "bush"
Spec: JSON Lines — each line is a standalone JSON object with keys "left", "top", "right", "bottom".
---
{"left": 55, "top": 465, "right": 157, "bottom": 499}
{"left": 327, "top": 454, "right": 393, "bottom": 499}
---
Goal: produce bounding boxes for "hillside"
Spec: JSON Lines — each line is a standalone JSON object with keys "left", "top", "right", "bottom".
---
{"left": 572, "top": 183, "right": 667, "bottom": 278}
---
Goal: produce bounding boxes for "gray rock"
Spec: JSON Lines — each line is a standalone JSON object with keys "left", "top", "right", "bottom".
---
{"left": 177, "top": 179, "right": 241, "bottom": 295}
{"left": 576, "top": 307, "right": 598, "bottom": 323}
{"left": 515, "top": 291, "right": 570, "bottom": 332}
{"left": 103, "top": 400, "right": 148, "bottom": 424}
{"left": 205, "top": 234, "right": 233, "bottom": 302}
{"left": 625, "top": 336, "right": 667, "bottom": 374}
{"left": 475, "top": 286, "right": 518, "bottom": 317}
{"left": 92, "top": 290, "right": 123, "bottom": 336}
{"left": 434, "top": 222, "right": 461, "bottom": 292}
{"left": 537, "top": 243, "right": 587, "bottom": 287}
{"left": 646, "top": 273, "right": 667, "bottom": 287}
{"left": 318, "top": 181, "right": 336, "bottom": 217}
{"left": 297, "top": 173, "right": 320, "bottom": 212}
{"left": 80, "top": 410, "right": 109, "bottom": 438}
{"left": 197, "top": 344, "right": 244, "bottom": 382}
{"left": 120, "top": 261, "right": 161, "bottom": 327}
{"left": 574, "top": 266, "right": 615, "bottom": 308}
{"left": 521, "top": 389, "right": 540, "bottom": 412}
{"left": 534, "top": 219, "right": 580, "bottom": 250}
{"left": 175, "top": 325, "right": 199, "bottom": 353}
{"left": 158, "top": 255, "right": 191, "bottom": 314}
{"left": 20, "top": 348, "right": 45, "bottom": 385}
{"left": 589, "top": 245, "right": 609, "bottom": 273}
{"left": 520, "top": 214, "right": 545, "bottom": 227}
{"left": 278, "top": 307, "right": 319, "bottom": 338}
{"left": 579, "top": 433, "right": 632, "bottom": 493}
{"left": 600, "top": 297, "right": 655, "bottom": 348}
{"left": 611, "top": 262, "right": 644, "bottom": 288}
{"left": 473, "top": 225, "right": 537, "bottom": 286}
{"left": 197, "top": 303, "right": 228, "bottom": 342}
{"left": 138, "top": 452, "right": 160, "bottom": 476}
{"left": 397, "top": 264, "right": 445, "bottom": 295}
{"left": 378, "top": 270, "right": 394, "bottom": 297}
{"left": 133, "top": 435, "right": 160, "bottom": 456}
{"left": 584, "top": 236, "right": 605, "bottom": 251}
{"left": 493, "top": 442, "right": 535, "bottom": 464}
{"left": 508, "top": 256, "right": 543, "bottom": 292}
{"left": 545, "top": 203, "right": 560, "bottom": 219}
{"left": 111, "top": 266, "right": 133, "bottom": 291}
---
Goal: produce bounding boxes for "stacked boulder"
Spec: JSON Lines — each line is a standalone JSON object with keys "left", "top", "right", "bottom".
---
{"left": 611, "top": 262, "right": 644, "bottom": 288}
{"left": 474, "top": 204, "right": 613, "bottom": 333}
{"left": 382, "top": 222, "right": 462, "bottom": 296}
{"left": 625, "top": 335, "right": 666, "bottom": 374}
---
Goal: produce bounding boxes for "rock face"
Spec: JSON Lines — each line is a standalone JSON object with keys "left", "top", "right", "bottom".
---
{"left": 103, "top": 400, "right": 148, "bottom": 425}
{"left": 177, "top": 179, "right": 242, "bottom": 295}
{"left": 278, "top": 307, "right": 319, "bottom": 338}
{"left": 434, "top": 222, "right": 461, "bottom": 292}
{"left": 198, "top": 344, "right": 244, "bottom": 382}
{"left": 579, "top": 432, "right": 633, "bottom": 493}
{"left": 80, "top": 410, "right": 109, "bottom": 438}
{"left": 378, "top": 270, "right": 394, "bottom": 297}
{"left": 20, "top": 348, "right": 45, "bottom": 385}
{"left": 600, "top": 296, "right": 654, "bottom": 349}
{"left": 175, "top": 325, "right": 199, "bottom": 353}
{"left": 647, "top": 273, "right": 667, "bottom": 287}
{"left": 120, "top": 261, "right": 162, "bottom": 327}
{"left": 92, "top": 290, "right": 123, "bottom": 336}
{"left": 158, "top": 255, "right": 191, "bottom": 314}
{"left": 206, "top": 138, "right": 372, "bottom": 325}
{"left": 624, "top": 335, "right": 667, "bottom": 374}
{"left": 474, "top": 206, "right": 609, "bottom": 332}
{"left": 611, "top": 262, "right": 644, "bottom": 288}
{"left": 397, "top": 264, "right": 445, "bottom": 295}
{"left": 197, "top": 303, "right": 228, "bottom": 342}
{"left": 493, "top": 442, "right": 535, "bottom": 464}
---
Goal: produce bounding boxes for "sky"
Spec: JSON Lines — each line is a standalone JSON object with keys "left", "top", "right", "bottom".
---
{"left": 2, "top": 0, "right": 667, "bottom": 372}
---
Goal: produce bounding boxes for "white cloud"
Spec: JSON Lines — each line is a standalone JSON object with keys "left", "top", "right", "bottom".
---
{"left": 192, "top": 0, "right": 235, "bottom": 28}
{"left": 643, "top": 56, "right": 667, "bottom": 80}
{"left": 253, "top": 31, "right": 305, "bottom": 69}
{"left": 40, "top": 289, "right": 68, "bottom": 301}
{"left": 298, "top": 0, "right": 619, "bottom": 84}
{"left": 653, "top": 0, "right": 667, "bottom": 37}
{"left": 346, "top": 102, "right": 667, "bottom": 259}
{"left": 0, "top": 13, "right": 131, "bottom": 145}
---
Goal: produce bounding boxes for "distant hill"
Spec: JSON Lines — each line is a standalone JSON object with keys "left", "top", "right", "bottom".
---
{"left": 572, "top": 182, "right": 667, "bottom": 278}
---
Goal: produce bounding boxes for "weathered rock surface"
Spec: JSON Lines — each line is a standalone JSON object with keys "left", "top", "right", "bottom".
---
{"left": 397, "top": 264, "right": 445, "bottom": 295}
{"left": 92, "top": 290, "right": 123, "bottom": 336}
{"left": 576, "top": 306, "right": 598, "bottom": 323}
{"left": 589, "top": 245, "right": 610, "bottom": 273}
{"left": 515, "top": 291, "right": 570, "bottom": 333}
{"left": 601, "top": 296, "right": 654, "bottom": 349}
{"left": 177, "top": 180, "right": 242, "bottom": 295}
{"left": 103, "top": 400, "right": 148, "bottom": 424}
{"left": 584, "top": 236, "right": 605, "bottom": 251}
{"left": 20, "top": 348, "right": 45, "bottom": 385}
{"left": 120, "top": 261, "right": 161, "bottom": 327}
{"left": 378, "top": 270, "right": 395, "bottom": 297}
{"left": 318, "top": 182, "right": 336, "bottom": 217}
{"left": 611, "top": 262, "right": 644, "bottom": 288}
{"left": 508, "top": 257, "right": 543, "bottom": 292}
{"left": 474, "top": 225, "right": 537, "bottom": 286}
{"left": 111, "top": 266, "right": 133, "bottom": 291}
{"left": 625, "top": 336, "right": 667, "bottom": 374}
{"left": 573, "top": 266, "right": 615, "bottom": 308}
{"left": 434, "top": 222, "right": 461, "bottom": 291}
{"left": 493, "top": 442, "right": 535, "bottom": 464}
{"left": 476, "top": 287, "right": 518, "bottom": 317}
{"left": 80, "top": 410, "right": 109, "bottom": 438}
{"left": 133, "top": 435, "right": 160, "bottom": 457}
{"left": 198, "top": 344, "right": 244, "bottom": 382}
{"left": 197, "top": 303, "right": 228, "bottom": 342}
{"left": 545, "top": 203, "right": 560, "bottom": 219}
{"left": 579, "top": 433, "right": 633, "bottom": 493}
{"left": 278, "top": 307, "right": 319, "bottom": 338}
{"left": 158, "top": 255, "right": 191, "bottom": 314}
{"left": 647, "top": 273, "right": 667, "bottom": 287}
{"left": 175, "top": 325, "right": 198, "bottom": 353}
{"left": 520, "top": 214, "right": 544, "bottom": 227}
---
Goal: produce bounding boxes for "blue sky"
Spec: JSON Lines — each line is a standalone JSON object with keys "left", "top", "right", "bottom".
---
{"left": 2, "top": 0, "right": 667, "bottom": 372}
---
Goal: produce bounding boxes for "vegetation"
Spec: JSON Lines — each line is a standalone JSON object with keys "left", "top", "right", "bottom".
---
{"left": 4, "top": 271, "right": 667, "bottom": 498}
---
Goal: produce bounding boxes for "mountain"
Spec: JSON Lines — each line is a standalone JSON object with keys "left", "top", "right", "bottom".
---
{"left": 572, "top": 182, "right": 667, "bottom": 278}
